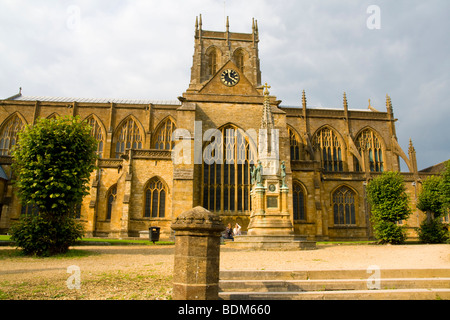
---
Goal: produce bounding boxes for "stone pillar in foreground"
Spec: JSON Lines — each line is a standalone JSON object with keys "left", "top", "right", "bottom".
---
{"left": 171, "top": 206, "right": 224, "bottom": 300}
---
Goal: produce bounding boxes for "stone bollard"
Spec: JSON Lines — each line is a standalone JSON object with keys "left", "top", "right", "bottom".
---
{"left": 171, "top": 206, "right": 225, "bottom": 300}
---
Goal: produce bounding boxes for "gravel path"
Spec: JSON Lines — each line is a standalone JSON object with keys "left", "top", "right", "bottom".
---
{"left": 0, "top": 243, "right": 448, "bottom": 299}
{"left": 220, "top": 243, "right": 450, "bottom": 271}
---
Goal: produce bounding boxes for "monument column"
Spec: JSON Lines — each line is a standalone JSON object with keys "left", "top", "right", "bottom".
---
{"left": 171, "top": 206, "right": 225, "bottom": 300}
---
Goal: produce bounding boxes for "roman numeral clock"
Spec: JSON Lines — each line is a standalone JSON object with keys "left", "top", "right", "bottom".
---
{"left": 220, "top": 69, "right": 240, "bottom": 87}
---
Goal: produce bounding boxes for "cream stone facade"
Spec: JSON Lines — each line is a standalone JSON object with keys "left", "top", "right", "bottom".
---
{"left": 0, "top": 16, "right": 440, "bottom": 240}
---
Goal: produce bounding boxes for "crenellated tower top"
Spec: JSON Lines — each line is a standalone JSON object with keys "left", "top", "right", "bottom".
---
{"left": 188, "top": 14, "right": 261, "bottom": 90}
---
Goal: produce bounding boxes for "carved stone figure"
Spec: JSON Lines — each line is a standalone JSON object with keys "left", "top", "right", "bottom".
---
{"left": 281, "top": 160, "right": 287, "bottom": 187}
{"left": 252, "top": 160, "right": 263, "bottom": 186}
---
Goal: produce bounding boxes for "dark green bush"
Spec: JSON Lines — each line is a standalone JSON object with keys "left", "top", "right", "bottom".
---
{"left": 417, "top": 218, "right": 449, "bottom": 244}
{"left": 9, "top": 213, "right": 84, "bottom": 257}
{"left": 371, "top": 219, "right": 407, "bottom": 245}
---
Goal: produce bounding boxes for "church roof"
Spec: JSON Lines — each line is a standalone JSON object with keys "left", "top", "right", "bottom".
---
{"left": 419, "top": 160, "right": 449, "bottom": 173}
{"left": 7, "top": 94, "right": 181, "bottom": 106}
{"left": 280, "top": 105, "right": 375, "bottom": 112}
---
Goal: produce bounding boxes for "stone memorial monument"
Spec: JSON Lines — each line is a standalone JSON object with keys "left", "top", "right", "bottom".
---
{"left": 230, "top": 84, "right": 316, "bottom": 250}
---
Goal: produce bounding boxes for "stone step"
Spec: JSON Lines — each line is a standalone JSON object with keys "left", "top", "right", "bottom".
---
{"left": 220, "top": 269, "right": 450, "bottom": 281}
{"left": 219, "top": 288, "right": 450, "bottom": 300}
{"left": 220, "top": 278, "right": 450, "bottom": 292}
{"left": 219, "top": 269, "right": 450, "bottom": 300}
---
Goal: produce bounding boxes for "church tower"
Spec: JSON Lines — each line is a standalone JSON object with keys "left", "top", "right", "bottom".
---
{"left": 186, "top": 15, "right": 262, "bottom": 92}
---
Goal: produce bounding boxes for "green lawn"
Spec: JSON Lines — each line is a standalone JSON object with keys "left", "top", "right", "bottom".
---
{"left": 2, "top": 234, "right": 439, "bottom": 246}
{"left": 0, "top": 235, "right": 174, "bottom": 246}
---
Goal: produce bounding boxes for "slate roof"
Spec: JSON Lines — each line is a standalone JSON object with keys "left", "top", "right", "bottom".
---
{"left": 7, "top": 94, "right": 181, "bottom": 106}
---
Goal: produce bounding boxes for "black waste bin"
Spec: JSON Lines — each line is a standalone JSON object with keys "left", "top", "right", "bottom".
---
{"left": 149, "top": 227, "right": 160, "bottom": 244}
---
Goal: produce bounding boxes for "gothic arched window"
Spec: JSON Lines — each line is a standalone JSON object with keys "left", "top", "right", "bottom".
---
{"left": 313, "top": 127, "right": 343, "bottom": 172}
{"left": 21, "top": 203, "right": 39, "bottom": 216}
{"left": 153, "top": 118, "right": 176, "bottom": 150}
{"left": 106, "top": 185, "right": 117, "bottom": 220}
{"left": 332, "top": 186, "right": 356, "bottom": 226}
{"left": 293, "top": 182, "right": 306, "bottom": 221}
{"left": 202, "top": 125, "right": 256, "bottom": 213}
{"left": 355, "top": 129, "right": 384, "bottom": 172}
{"left": 288, "top": 127, "right": 301, "bottom": 161}
{"left": 86, "top": 116, "right": 105, "bottom": 158}
{"left": 72, "top": 203, "right": 82, "bottom": 219}
{"left": 206, "top": 48, "right": 218, "bottom": 77}
{"left": 233, "top": 49, "right": 245, "bottom": 72}
{"left": 114, "top": 117, "right": 143, "bottom": 158}
{"left": 0, "top": 114, "right": 25, "bottom": 156}
{"left": 144, "top": 177, "right": 167, "bottom": 218}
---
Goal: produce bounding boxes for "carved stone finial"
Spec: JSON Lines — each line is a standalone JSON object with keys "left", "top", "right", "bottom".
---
{"left": 261, "top": 83, "right": 274, "bottom": 129}
{"left": 343, "top": 92, "right": 348, "bottom": 110}
{"left": 263, "top": 82, "right": 271, "bottom": 96}
{"left": 302, "top": 90, "right": 307, "bottom": 109}
{"left": 385, "top": 94, "right": 394, "bottom": 114}
{"left": 408, "top": 138, "right": 416, "bottom": 154}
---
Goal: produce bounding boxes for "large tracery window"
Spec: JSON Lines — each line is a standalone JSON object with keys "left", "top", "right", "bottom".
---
{"left": 153, "top": 118, "right": 176, "bottom": 150}
{"left": 332, "top": 186, "right": 356, "bottom": 226}
{"left": 355, "top": 129, "right": 384, "bottom": 172}
{"left": 144, "top": 177, "right": 166, "bottom": 218}
{"left": 0, "top": 114, "right": 25, "bottom": 156}
{"left": 313, "top": 127, "right": 343, "bottom": 172}
{"left": 293, "top": 182, "right": 306, "bottom": 221}
{"left": 86, "top": 116, "right": 105, "bottom": 158}
{"left": 114, "top": 117, "right": 143, "bottom": 158}
{"left": 202, "top": 125, "right": 256, "bottom": 213}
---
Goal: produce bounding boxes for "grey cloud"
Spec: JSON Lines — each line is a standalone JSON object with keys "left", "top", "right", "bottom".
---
{"left": 0, "top": 0, "right": 448, "bottom": 169}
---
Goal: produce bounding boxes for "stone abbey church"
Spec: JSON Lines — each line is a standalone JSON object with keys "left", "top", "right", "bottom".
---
{"left": 0, "top": 16, "right": 437, "bottom": 240}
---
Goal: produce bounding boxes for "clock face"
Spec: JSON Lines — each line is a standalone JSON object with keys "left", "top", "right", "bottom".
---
{"left": 220, "top": 69, "right": 240, "bottom": 87}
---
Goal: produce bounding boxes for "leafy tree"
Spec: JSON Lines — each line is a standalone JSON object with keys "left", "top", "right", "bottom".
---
{"left": 442, "top": 161, "right": 450, "bottom": 242}
{"left": 417, "top": 175, "right": 444, "bottom": 221}
{"left": 366, "top": 171, "right": 412, "bottom": 244}
{"left": 416, "top": 170, "right": 449, "bottom": 244}
{"left": 442, "top": 160, "right": 450, "bottom": 212}
{"left": 10, "top": 116, "right": 97, "bottom": 256}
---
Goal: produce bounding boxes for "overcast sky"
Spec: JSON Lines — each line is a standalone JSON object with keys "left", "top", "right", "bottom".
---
{"left": 1, "top": 0, "right": 449, "bottom": 170}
